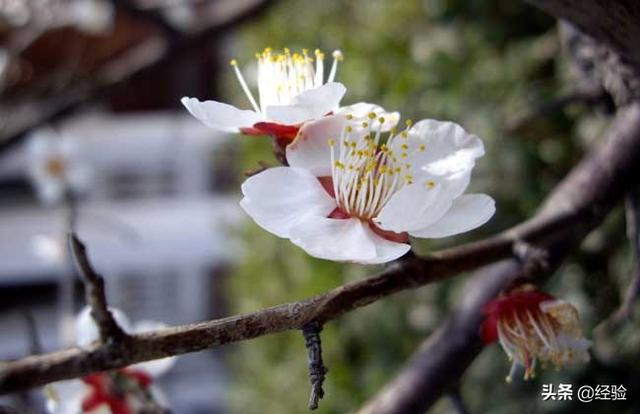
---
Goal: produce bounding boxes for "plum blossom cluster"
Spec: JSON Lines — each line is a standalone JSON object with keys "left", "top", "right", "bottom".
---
{"left": 45, "top": 308, "right": 175, "bottom": 414}
{"left": 182, "top": 47, "right": 495, "bottom": 264}
{"left": 481, "top": 285, "right": 591, "bottom": 382}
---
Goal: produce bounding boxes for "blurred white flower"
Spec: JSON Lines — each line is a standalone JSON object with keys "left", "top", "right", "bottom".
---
{"left": 0, "top": 0, "right": 30, "bottom": 26}
{"left": 45, "top": 307, "right": 175, "bottom": 414}
{"left": 240, "top": 113, "right": 495, "bottom": 264}
{"left": 27, "top": 128, "right": 91, "bottom": 205}
{"left": 32, "top": 234, "right": 65, "bottom": 264}
{"left": 68, "top": 0, "right": 114, "bottom": 34}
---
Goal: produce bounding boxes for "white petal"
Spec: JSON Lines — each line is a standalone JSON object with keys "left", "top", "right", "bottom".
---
{"left": 392, "top": 119, "right": 485, "bottom": 197}
{"left": 441, "top": 169, "right": 471, "bottom": 199}
{"left": 240, "top": 167, "right": 336, "bottom": 238}
{"left": 75, "top": 306, "right": 132, "bottom": 347}
{"left": 32, "top": 234, "right": 65, "bottom": 264}
{"left": 149, "top": 385, "right": 171, "bottom": 410}
{"left": 337, "top": 102, "right": 400, "bottom": 131}
{"left": 35, "top": 177, "right": 65, "bottom": 205}
{"left": 69, "top": 168, "right": 92, "bottom": 193}
{"left": 289, "top": 218, "right": 373, "bottom": 263}
{"left": 375, "top": 182, "right": 453, "bottom": 233}
{"left": 181, "top": 97, "right": 263, "bottom": 132}
{"left": 363, "top": 231, "right": 412, "bottom": 265}
{"left": 286, "top": 114, "right": 349, "bottom": 176}
{"left": 44, "top": 380, "right": 86, "bottom": 414}
{"left": 130, "top": 320, "right": 176, "bottom": 377}
{"left": 289, "top": 217, "right": 410, "bottom": 264}
{"left": 410, "top": 194, "right": 495, "bottom": 238}
{"left": 264, "top": 82, "right": 346, "bottom": 125}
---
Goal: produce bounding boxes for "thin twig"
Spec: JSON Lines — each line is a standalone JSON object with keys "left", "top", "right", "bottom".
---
{"left": 302, "top": 321, "right": 327, "bottom": 410}
{"left": 67, "top": 232, "right": 128, "bottom": 344}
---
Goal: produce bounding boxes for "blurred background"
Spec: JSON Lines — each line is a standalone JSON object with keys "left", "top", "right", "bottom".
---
{"left": 0, "top": 0, "right": 638, "bottom": 413}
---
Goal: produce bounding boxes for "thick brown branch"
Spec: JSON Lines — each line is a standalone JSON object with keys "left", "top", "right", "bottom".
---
{"left": 358, "top": 102, "right": 640, "bottom": 413}
{"left": 601, "top": 185, "right": 640, "bottom": 328}
{"left": 525, "top": 0, "right": 640, "bottom": 72}
{"left": 68, "top": 233, "right": 127, "bottom": 344}
{"left": 619, "top": 188, "right": 640, "bottom": 318}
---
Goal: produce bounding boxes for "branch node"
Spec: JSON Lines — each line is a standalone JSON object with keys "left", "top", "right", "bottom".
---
{"left": 302, "top": 320, "right": 328, "bottom": 411}
{"left": 68, "top": 232, "right": 128, "bottom": 345}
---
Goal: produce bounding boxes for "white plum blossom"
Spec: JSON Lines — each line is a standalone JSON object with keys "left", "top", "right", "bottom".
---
{"left": 45, "top": 307, "right": 175, "bottom": 414}
{"left": 182, "top": 48, "right": 346, "bottom": 137}
{"left": 240, "top": 112, "right": 495, "bottom": 264}
{"left": 27, "top": 128, "right": 91, "bottom": 205}
{"left": 68, "top": 0, "right": 114, "bottom": 34}
{"left": 32, "top": 234, "right": 65, "bottom": 265}
{"left": 181, "top": 47, "right": 399, "bottom": 144}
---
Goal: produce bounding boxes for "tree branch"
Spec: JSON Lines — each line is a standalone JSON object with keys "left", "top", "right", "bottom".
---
{"left": 68, "top": 233, "right": 128, "bottom": 344}
{"left": 618, "top": 187, "right": 640, "bottom": 319}
{"left": 1, "top": 99, "right": 640, "bottom": 394}
{"left": 524, "top": 0, "right": 640, "bottom": 72}
{"left": 599, "top": 184, "right": 640, "bottom": 329}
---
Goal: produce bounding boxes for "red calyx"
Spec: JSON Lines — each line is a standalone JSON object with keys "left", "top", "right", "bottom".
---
{"left": 240, "top": 122, "right": 301, "bottom": 146}
{"left": 81, "top": 369, "right": 153, "bottom": 414}
{"left": 479, "top": 287, "right": 554, "bottom": 344}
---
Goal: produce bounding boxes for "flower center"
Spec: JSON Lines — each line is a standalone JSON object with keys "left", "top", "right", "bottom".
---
{"left": 45, "top": 156, "right": 67, "bottom": 178}
{"left": 230, "top": 47, "right": 343, "bottom": 115}
{"left": 328, "top": 115, "right": 433, "bottom": 221}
